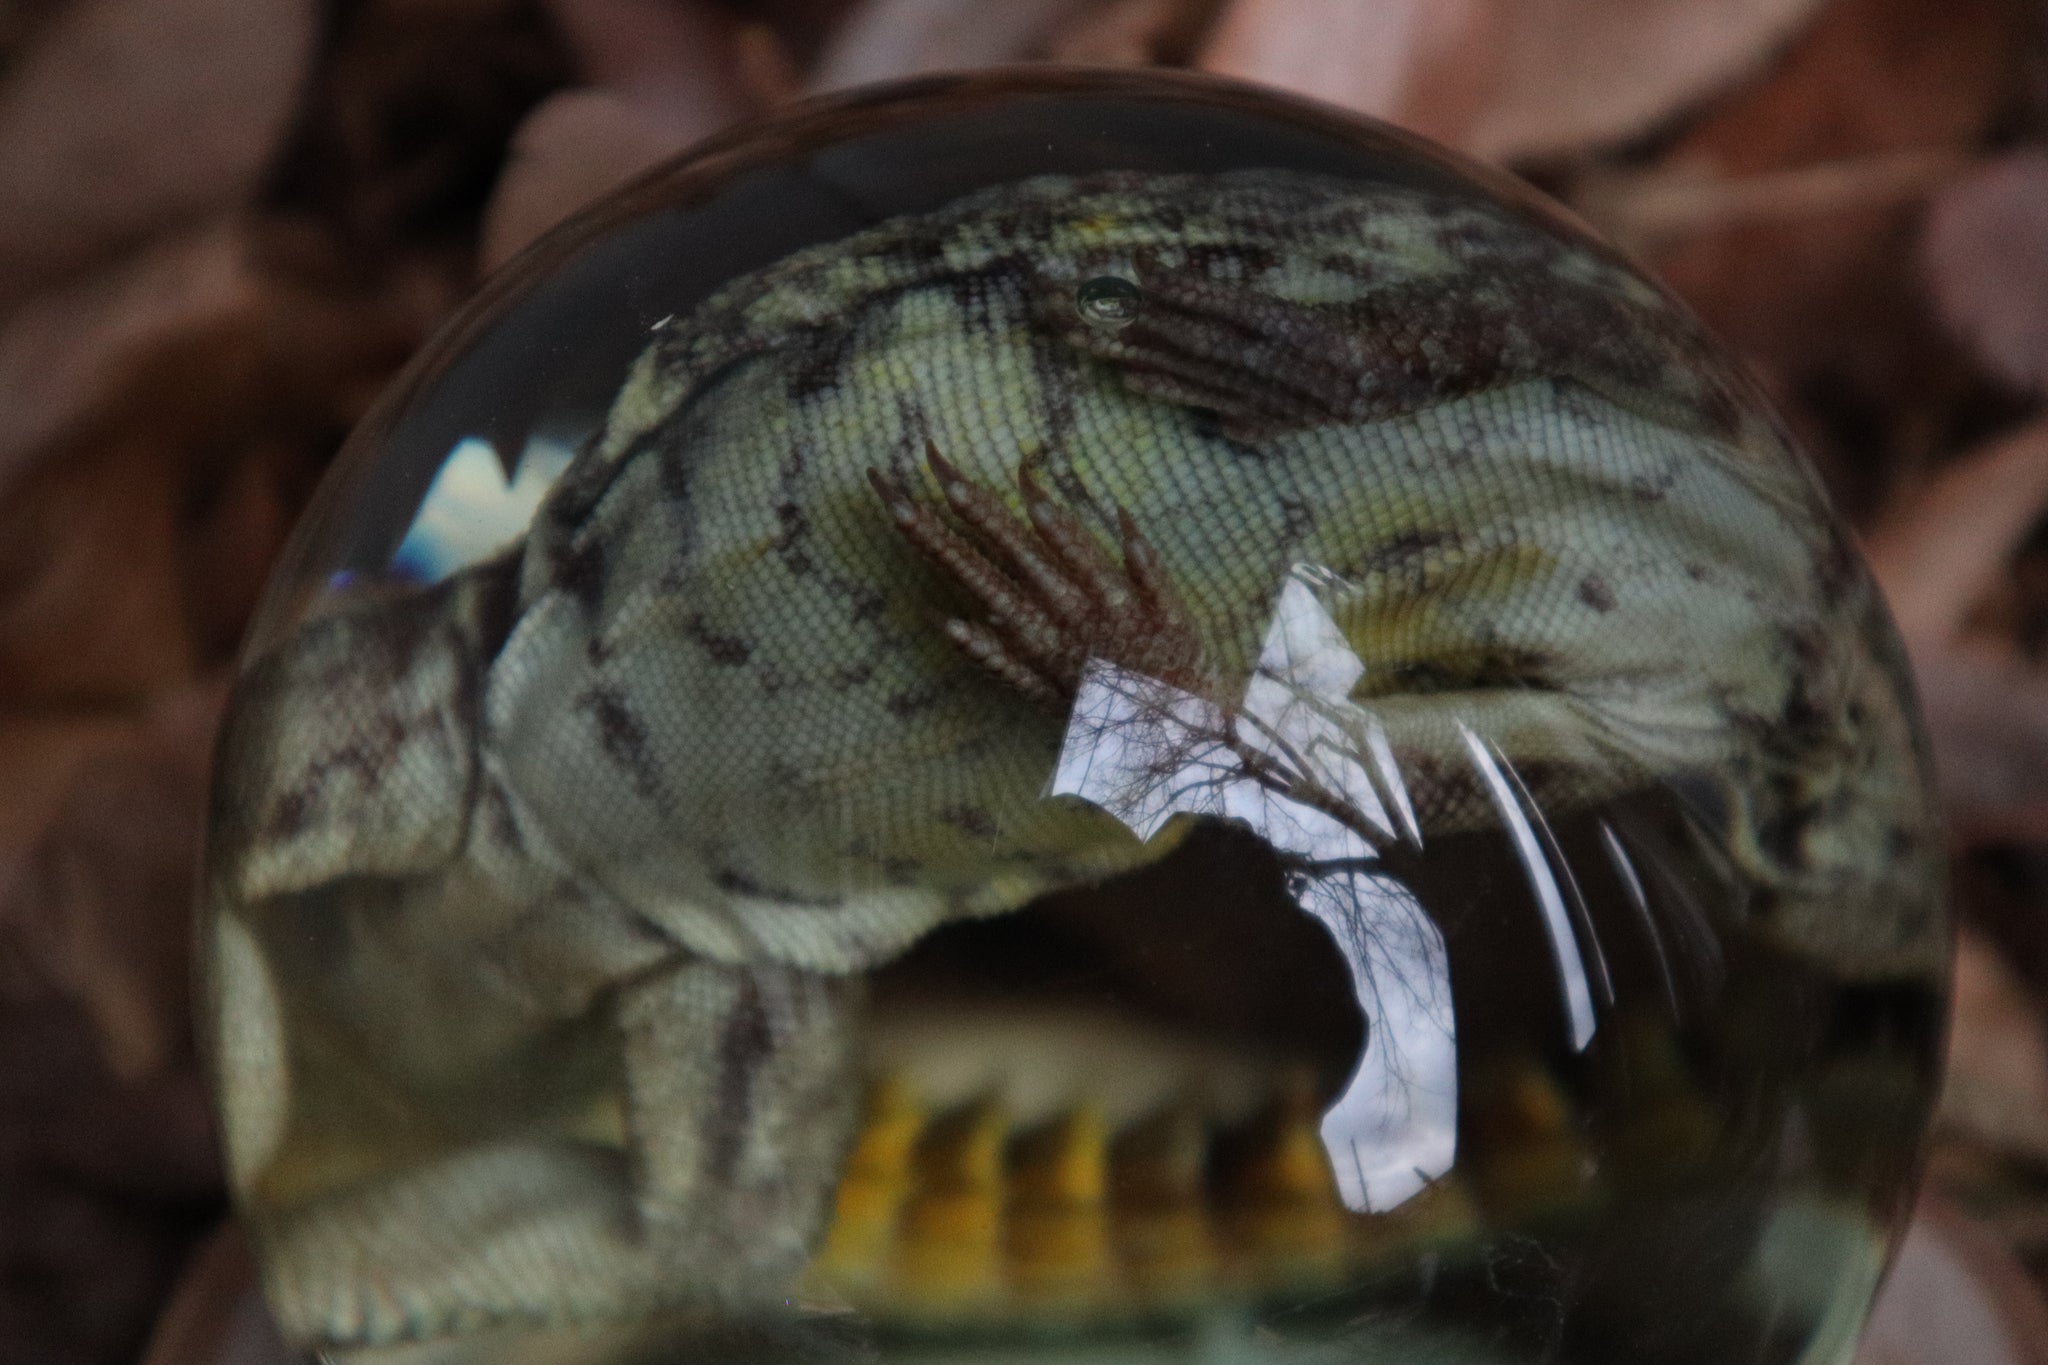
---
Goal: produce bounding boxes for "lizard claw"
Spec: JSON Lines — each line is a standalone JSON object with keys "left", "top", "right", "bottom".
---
{"left": 871, "top": 444, "right": 1209, "bottom": 705}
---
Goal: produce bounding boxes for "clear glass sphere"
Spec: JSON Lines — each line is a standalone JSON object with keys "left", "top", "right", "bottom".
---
{"left": 200, "top": 69, "right": 1949, "bottom": 1365}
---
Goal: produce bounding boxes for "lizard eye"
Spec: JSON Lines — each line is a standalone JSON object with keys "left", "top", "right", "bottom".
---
{"left": 1076, "top": 274, "right": 1143, "bottom": 329}
{"left": 203, "top": 71, "right": 1944, "bottom": 1365}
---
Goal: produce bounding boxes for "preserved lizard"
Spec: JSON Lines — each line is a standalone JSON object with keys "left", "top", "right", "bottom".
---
{"left": 200, "top": 167, "right": 1942, "bottom": 1351}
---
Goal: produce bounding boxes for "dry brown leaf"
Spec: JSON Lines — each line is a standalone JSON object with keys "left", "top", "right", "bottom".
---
{"left": 1591, "top": 0, "right": 2019, "bottom": 182}
{"left": 0, "top": 676, "right": 225, "bottom": 1080}
{"left": 1861, "top": 422, "right": 2048, "bottom": 838}
{"left": 0, "top": 222, "right": 271, "bottom": 494}
{"left": 0, "top": 711, "right": 142, "bottom": 858}
{"left": 1047, "top": 0, "right": 1212, "bottom": 66}
{"left": 807, "top": 0, "right": 1101, "bottom": 91}
{"left": 241, "top": 222, "right": 459, "bottom": 433}
{"left": 1195, "top": 0, "right": 1826, "bottom": 159}
{"left": 0, "top": 439, "right": 200, "bottom": 707}
{"left": 1923, "top": 151, "right": 2048, "bottom": 397}
{"left": 545, "top": 0, "right": 761, "bottom": 125}
{"left": 0, "top": 0, "right": 67, "bottom": 70}
{"left": 0, "top": 217, "right": 445, "bottom": 672}
{"left": 1625, "top": 0, "right": 2026, "bottom": 379}
{"left": 1576, "top": 147, "right": 1966, "bottom": 256}
{"left": 0, "top": 0, "right": 317, "bottom": 311}
{"left": 1866, "top": 420, "right": 2048, "bottom": 647}
{"left": 140, "top": 1224, "right": 292, "bottom": 1365}
{"left": 1907, "top": 646, "right": 2048, "bottom": 844}
{"left": 0, "top": 994, "right": 221, "bottom": 1198}
{"left": 1938, "top": 930, "right": 2048, "bottom": 1164}
{"left": 1202, "top": 0, "right": 1418, "bottom": 109}
{"left": 479, "top": 88, "right": 703, "bottom": 273}
{"left": 482, "top": 1, "right": 782, "bottom": 271}
{"left": 1198, "top": 0, "right": 1501, "bottom": 149}
{"left": 1857, "top": 1198, "right": 2048, "bottom": 1365}
{"left": 1588, "top": 0, "right": 2032, "bottom": 525}
{"left": 1467, "top": 0, "right": 1826, "bottom": 160}
{"left": 0, "top": 992, "right": 221, "bottom": 1364}
{"left": 733, "top": 19, "right": 806, "bottom": 107}
{"left": 267, "top": 0, "right": 571, "bottom": 262}
{"left": 178, "top": 445, "right": 298, "bottom": 663}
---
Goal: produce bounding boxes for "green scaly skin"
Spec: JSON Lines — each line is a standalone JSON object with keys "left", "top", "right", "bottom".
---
{"left": 201, "top": 169, "right": 1940, "bottom": 1350}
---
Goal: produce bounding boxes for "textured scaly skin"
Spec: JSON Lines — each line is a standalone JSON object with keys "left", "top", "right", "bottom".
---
{"left": 202, "top": 168, "right": 1940, "bottom": 1348}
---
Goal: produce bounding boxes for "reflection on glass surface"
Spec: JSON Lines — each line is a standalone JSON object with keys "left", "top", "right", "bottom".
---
{"left": 1050, "top": 572, "right": 1461, "bottom": 1214}
{"left": 389, "top": 435, "right": 576, "bottom": 585}
{"left": 199, "top": 69, "right": 1949, "bottom": 1365}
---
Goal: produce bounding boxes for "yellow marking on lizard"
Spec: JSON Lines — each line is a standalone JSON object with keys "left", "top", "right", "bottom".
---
{"left": 804, "top": 1071, "right": 1499, "bottom": 1327}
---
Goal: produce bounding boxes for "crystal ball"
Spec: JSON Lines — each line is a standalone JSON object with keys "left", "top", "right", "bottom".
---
{"left": 200, "top": 69, "right": 1948, "bottom": 1365}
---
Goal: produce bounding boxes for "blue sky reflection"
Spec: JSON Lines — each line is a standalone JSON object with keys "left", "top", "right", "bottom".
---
{"left": 1048, "top": 569, "right": 1457, "bottom": 1212}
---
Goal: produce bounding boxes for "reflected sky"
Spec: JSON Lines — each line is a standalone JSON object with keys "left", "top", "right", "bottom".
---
{"left": 1049, "top": 570, "right": 1458, "bottom": 1212}
{"left": 389, "top": 435, "right": 575, "bottom": 583}
{"left": 1464, "top": 729, "right": 1603, "bottom": 1050}
{"left": 1050, "top": 565, "right": 1615, "bottom": 1212}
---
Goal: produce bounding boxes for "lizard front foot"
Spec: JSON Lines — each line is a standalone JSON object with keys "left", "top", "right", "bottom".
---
{"left": 868, "top": 443, "right": 1210, "bottom": 706}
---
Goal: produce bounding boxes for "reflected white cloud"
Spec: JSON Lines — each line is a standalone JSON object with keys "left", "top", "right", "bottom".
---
{"left": 392, "top": 434, "right": 575, "bottom": 582}
{"left": 1600, "top": 820, "right": 1680, "bottom": 1018}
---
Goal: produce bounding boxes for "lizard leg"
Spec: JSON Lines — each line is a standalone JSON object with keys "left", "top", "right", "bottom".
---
{"left": 617, "top": 958, "right": 862, "bottom": 1300}
{"left": 868, "top": 442, "right": 1210, "bottom": 703}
